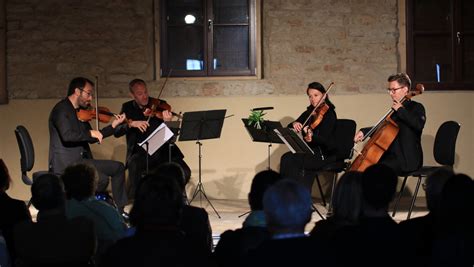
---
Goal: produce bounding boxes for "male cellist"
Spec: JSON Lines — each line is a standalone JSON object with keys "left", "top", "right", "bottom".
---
{"left": 353, "top": 73, "right": 426, "bottom": 175}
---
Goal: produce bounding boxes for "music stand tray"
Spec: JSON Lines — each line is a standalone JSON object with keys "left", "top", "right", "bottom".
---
{"left": 274, "top": 127, "right": 314, "bottom": 155}
{"left": 242, "top": 119, "right": 283, "bottom": 170}
{"left": 179, "top": 109, "right": 226, "bottom": 142}
{"left": 179, "top": 109, "right": 227, "bottom": 218}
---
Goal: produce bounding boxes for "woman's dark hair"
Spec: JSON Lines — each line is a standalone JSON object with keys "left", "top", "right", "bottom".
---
{"left": 0, "top": 159, "right": 11, "bottom": 191}
{"left": 61, "top": 163, "right": 98, "bottom": 201}
{"left": 306, "top": 82, "right": 335, "bottom": 110}
{"left": 129, "top": 173, "right": 184, "bottom": 229}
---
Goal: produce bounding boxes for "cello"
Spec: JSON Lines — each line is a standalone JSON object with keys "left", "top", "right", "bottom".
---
{"left": 349, "top": 84, "right": 424, "bottom": 172}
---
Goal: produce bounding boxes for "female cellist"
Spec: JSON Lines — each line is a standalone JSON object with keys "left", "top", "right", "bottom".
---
{"left": 352, "top": 73, "right": 426, "bottom": 175}
{"left": 280, "top": 82, "right": 337, "bottom": 192}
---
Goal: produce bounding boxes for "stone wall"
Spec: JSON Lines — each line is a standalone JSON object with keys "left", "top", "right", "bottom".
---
{"left": 6, "top": 0, "right": 399, "bottom": 98}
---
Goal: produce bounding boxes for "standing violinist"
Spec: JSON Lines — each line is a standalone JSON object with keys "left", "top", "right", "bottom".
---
{"left": 279, "top": 82, "right": 337, "bottom": 192}
{"left": 48, "top": 77, "right": 129, "bottom": 216}
{"left": 353, "top": 73, "right": 426, "bottom": 175}
{"left": 114, "top": 79, "right": 191, "bottom": 199}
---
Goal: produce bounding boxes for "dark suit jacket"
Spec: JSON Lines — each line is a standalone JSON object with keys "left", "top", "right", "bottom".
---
{"left": 362, "top": 99, "right": 425, "bottom": 174}
{"left": 0, "top": 192, "right": 31, "bottom": 263}
{"left": 49, "top": 98, "right": 115, "bottom": 174}
{"left": 114, "top": 98, "right": 184, "bottom": 165}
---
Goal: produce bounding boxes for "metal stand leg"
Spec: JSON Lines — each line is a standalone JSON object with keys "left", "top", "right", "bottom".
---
{"left": 312, "top": 203, "right": 325, "bottom": 220}
{"left": 189, "top": 141, "right": 221, "bottom": 218}
{"left": 392, "top": 176, "right": 408, "bottom": 217}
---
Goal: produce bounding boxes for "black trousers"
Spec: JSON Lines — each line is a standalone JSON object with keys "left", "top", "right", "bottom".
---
{"left": 279, "top": 152, "right": 328, "bottom": 192}
{"left": 83, "top": 159, "right": 128, "bottom": 210}
{"left": 127, "top": 147, "right": 191, "bottom": 199}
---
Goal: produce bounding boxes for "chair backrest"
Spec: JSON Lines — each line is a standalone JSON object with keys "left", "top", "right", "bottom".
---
{"left": 433, "top": 121, "right": 460, "bottom": 166}
{"left": 14, "top": 125, "right": 35, "bottom": 185}
{"left": 333, "top": 119, "right": 357, "bottom": 161}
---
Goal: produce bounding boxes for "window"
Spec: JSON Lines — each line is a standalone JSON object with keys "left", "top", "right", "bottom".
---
{"left": 406, "top": 0, "right": 474, "bottom": 90}
{"left": 159, "top": 0, "right": 258, "bottom": 78}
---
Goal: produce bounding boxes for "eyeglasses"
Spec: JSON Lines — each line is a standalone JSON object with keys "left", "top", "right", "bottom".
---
{"left": 80, "top": 89, "right": 93, "bottom": 98}
{"left": 387, "top": 86, "right": 404, "bottom": 94}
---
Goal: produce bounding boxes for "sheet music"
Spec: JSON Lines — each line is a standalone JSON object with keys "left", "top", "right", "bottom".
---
{"left": 138, "top": 123, "right": 174, "bottom": 156}
{"left": 274, "top": 128, "right": 314, "bottom": 155}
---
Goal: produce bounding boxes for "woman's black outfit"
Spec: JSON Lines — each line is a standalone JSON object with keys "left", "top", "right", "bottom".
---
{"left": 279, "top": 105, "right": 337, "bottom": 191}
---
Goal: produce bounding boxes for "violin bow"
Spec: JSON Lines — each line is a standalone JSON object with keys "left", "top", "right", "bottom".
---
{"left": 94, "top": 76, "right": 100, "bottom": 131}
{"left": 147, "top": 69, "right": 173, "bottom": 123}
{"left": 301, "top": 82, "right": 335, "bottom": 127}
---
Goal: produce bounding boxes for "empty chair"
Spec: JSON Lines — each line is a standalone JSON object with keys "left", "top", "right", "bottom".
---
{"left": 392, "top": 120, "right": 460, "bottom": 219}
{"left": 14, "top": 125, "right": 49, "bottom": 205}
{"left": 318, "top": 119, "right": 357, "bottom": 214}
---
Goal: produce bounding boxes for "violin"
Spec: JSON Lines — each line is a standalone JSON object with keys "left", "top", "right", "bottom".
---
{"left": 310, "top": 103, "right": 330, "bottom": 129}
{"left": 77, "top": 106, "right": 116, "bottom": 123}
{"left": 144, "top": 98, "right": 182, "bottom": 120}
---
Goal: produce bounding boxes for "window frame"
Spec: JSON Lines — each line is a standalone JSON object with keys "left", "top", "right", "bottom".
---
{"left": 406, "top": 0, "right": 474, "bottom": 90}
{"left": 156, "top": 0, "right": 261, "bottom": 79}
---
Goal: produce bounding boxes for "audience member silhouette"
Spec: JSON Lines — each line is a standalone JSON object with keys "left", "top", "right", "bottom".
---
{"left": 332, "top": 164, "right": 402, "bottom": 267}
{"left": 431, "top": 174, "right": 474, "bottom": 267}
{"left": 61, "top": 163, "right": 127, "bottom": 262}
{"left": 399, "top": 167, "right": 454, "bottom": 267}
{"left": 213, "top": 169, "right": 281, "bottom": 267}
{"left": 13, "top": 174, "right": 96, "bottom": 266}
{"left": 0, "top": 159, "right": 32, "bottom": 266}
{"left": 309, "top": 171, "right": 363, "bottom": 241}
{"left": 154, "top": 162, "right": 213, "bottom": 253}
{"left": 100, "top": 173, "right": 212, "bottom": 267}
{"left": 246, "top": 179, "right": 329, "bottom": 267}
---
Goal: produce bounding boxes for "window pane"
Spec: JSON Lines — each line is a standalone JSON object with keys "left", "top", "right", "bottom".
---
{"left": 167, "top": 0, "right": 204, "bottom": 26}
{"left": 461, "top": 0, "right": 474, "bottom": 31}
{"left": 168, "top": 26, "right": 204, "bottom": 71}
{"left": 213, "top": 26, "right": 249, "bottom": 71}
{"left": 414, "top": 35, "right": 452, "bottom": 82}
{"left": 414, "top": 0, "right": 451, "bottom": 31}
{"left": 462, "top": 35, "right": 474, "bottom": 81}
{"left": 214, "top": 0, "right": 248, "bottom": 24}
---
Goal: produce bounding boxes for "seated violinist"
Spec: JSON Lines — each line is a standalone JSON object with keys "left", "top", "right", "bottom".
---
{"left": 114, "top": 79, "right": 191, "bottom": 199}
{"left": 353, "top": 73, "right": 426, "bottom": 175}
{"left": 49, "top": 77, "right": 129, "bottom": 216}
{"left": 279, "top": 82, "right": 337, "bottom": 192}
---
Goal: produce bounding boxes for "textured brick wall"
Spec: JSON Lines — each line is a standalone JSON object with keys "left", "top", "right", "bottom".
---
{"left": 6, "top": 0, "right": 399, "bottom": 98}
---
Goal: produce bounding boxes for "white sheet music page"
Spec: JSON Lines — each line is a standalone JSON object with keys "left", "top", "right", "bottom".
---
{"left": 138, "top": 123, "right": 174, "bottom": 156}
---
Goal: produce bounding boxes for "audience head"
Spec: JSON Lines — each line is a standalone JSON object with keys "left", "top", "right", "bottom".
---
{"left": 129, "top": 173, "right": 184, "bottom": 230}
{"left": 61, "top": 163, "right": 98, "bottom": 201}
{"left": 425, "top": 167, "right": 454, "bottom": 213}
{"left": 263, "top": 179, "right": 312, "bottom": 234}
{"left": 248, "top": 169, "right": 282, "bottom": 211}
{"left": 331, "top": 171, "right": 363, "bottom": 224}
{"left": 153, "top": 162, "right": 186, "bottom": 190}
{"left": 31, "top": 174, "right": 65, "bottom": 211}
{"left": 361, "top": 164, "right": 397, "bottom": 211}
{"left": 437, "top": 174, "right": 474, "bottom": 228}
{"left": 0, "top": 159, "right": 11, "bottom": 192}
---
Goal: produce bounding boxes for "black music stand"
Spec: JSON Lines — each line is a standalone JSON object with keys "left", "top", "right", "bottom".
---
{"left": 179, "top": 109, "right": 227, "bottom": 218}
{"left": 274, "top": 127, "right": 325, "bottom": 220}
{"left": 242, "top": 119, "right": 283, "bottom": 170}
{"left": 165, "top": 121, "right": 181, "bottom": 163}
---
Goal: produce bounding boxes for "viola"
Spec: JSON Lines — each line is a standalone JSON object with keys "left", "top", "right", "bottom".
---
{"left": 77, "top": 106, "right": 116, "bottom": 123}
{"left": 144, "top": 98, "right": 182, "bottom": 120}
